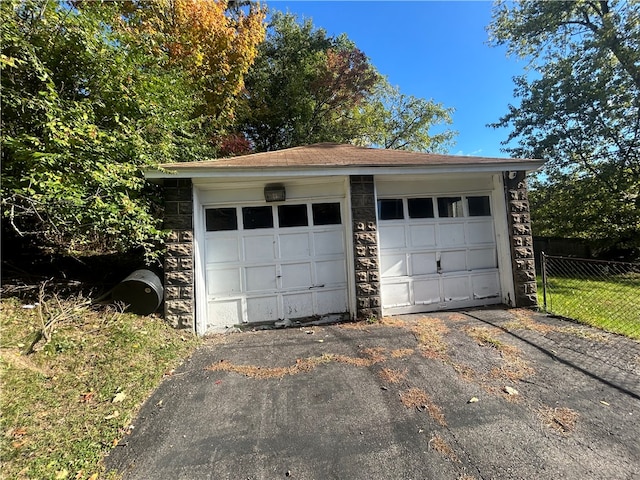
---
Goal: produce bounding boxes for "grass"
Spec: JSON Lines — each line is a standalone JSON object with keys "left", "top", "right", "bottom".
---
{"left": 538, "top": 274, "right": 640, "bottom": 340}
{"left": 0, "top": 294, "right": 201, "bottom": 480}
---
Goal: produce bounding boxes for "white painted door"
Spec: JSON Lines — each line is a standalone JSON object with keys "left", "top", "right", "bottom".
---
{"left": 204, "top": 201, "right": 348, "bottom": 328}
{"left": 378, "top": 194, "right": 501, "bottom": 315}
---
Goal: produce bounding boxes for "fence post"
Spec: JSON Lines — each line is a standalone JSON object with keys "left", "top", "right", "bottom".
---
{"left": 541, "top": 251, "right": 548, "bottom": 312}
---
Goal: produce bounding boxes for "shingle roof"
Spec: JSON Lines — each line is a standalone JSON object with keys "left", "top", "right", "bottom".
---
{"left": 147, "top": 143, "right": 544, "bottom": 178}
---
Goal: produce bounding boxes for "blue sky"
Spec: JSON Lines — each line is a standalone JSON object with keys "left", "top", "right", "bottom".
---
{"left": 267, "top": 1, "right": 528, "bottom": 158}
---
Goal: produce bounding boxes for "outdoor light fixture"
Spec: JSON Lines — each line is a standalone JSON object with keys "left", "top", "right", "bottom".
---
{"left": 264, "top": 184, "right": 286, "bottom": 202}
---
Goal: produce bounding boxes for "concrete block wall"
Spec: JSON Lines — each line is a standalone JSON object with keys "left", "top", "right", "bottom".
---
{"left": 350, "top": 175, "right": 382, "bottom": 320}
{"left": 504, "top": 172, "right": 538, "bottom": 308}
{"left": 163, "top": 179, "right": 195, "bottom": 330}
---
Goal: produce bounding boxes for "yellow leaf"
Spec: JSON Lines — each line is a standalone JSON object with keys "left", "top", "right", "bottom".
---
{"left": 112, "top": 392, "right": 127, "bottom": 403}
{"left": 55, "top": 469, "right": 69, "bottom": 480}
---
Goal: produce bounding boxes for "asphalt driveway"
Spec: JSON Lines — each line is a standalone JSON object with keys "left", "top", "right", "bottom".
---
{"left": 105, "top": 308, "right": 640, "bottom": 480}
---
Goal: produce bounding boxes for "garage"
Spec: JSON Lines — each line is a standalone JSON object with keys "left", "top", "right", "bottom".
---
{"left": 196, "top": 179, "right": 350, "bottom": 332}
{"left": 150, "top": 143, "right": 543, "bottom": 334}
{"left": 377, "top": 176, "right": 505, "bottom": 315}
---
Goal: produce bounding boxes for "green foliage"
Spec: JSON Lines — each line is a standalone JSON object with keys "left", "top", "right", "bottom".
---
{"left": 0, "top": 1, "right": 218, "bottom": 258}
{"left": 239, "top": 12, "right": 456, "bottom": 153}
{"left": 489, "top": 0, "right": 640, "bottom": 257}
{"left": 238, "top": 12, "right": 378, "bottom": 151}
{"left": 355, "top": 80, "right": 456, "bottom": 153}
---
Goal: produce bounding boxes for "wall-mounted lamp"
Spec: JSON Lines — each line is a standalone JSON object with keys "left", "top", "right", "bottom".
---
{"left": 264, "top": 184, "right": 286, "bottom": 202}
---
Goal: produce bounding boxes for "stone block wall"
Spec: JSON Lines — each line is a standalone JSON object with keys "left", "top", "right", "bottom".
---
{"left": 163, "top": 179, "right": 195, "bottom": 330}
{"left": 504, "top": 172, "right": 538, "bottom": 308}
{"left": 350, "top": 175, "right": 382, "bottom": 320}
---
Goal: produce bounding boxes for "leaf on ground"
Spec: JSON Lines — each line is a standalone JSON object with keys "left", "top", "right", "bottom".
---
{"left": 503, "top": 386, "right": 519, "bottom": 396}
{"left": 112, "top": 392, "right": 126, "bottom": 403}
{"left": 80, "top": 392, "right": 95, "bottom": 403}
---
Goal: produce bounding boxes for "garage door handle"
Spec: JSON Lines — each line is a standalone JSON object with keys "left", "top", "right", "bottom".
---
{"left": 437, "top": 259, "right": 442, "bottom": 274}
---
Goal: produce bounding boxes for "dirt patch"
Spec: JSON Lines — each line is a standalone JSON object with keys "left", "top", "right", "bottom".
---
{"left": 399, "top": 387, "right": 447, "bottom": 426}
{"left": 538, "top": 405, "right": 579, "bottom": 436}
{"left": 378, "top": 367, "right": 407, "bottom": 384}
{"left": 206, "top": 356, "right": 332, "bottom": 379}
{"left": 412, "top": 317, "right": 450, "bottom": 360}
{"left": 429, "top": 433, "right": 459, "bottom": 462}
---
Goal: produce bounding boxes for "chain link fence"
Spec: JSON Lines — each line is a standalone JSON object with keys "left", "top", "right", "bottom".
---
{"left": 540, "top": 253, "right": 640, "bottom": 340}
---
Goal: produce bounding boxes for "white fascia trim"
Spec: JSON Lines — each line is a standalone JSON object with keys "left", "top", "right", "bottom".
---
{"left": 145, "top": 162, "right": 545, "bottom": 180}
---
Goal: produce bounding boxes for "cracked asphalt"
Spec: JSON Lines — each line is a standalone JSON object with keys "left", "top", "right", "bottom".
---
{"left": 105, "top": 308, "right": 640, "bottom": 480}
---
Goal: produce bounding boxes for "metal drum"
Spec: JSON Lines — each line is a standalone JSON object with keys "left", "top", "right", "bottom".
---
{"left": 112, "top": 269, "right": 164, "bottom": 315}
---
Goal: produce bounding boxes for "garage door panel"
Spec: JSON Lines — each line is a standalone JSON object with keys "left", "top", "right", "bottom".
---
{"left": 316, "top": 289, "right": 347, "bottom": 314}
{"left": 316, "top": 259, "right": 347, "bottom": 285}
{"left": 467, "top": 220, "right": 495, "bottom": 244}
{"left": 246, "top": 296, "right": 279, "bottom": 322}
{"left": 472, "top": 273, "right": 500, "bottom": 299}
{"left": 442, "top": 276, "right": 470, "bottom": 302}
{"left": 279, "top": 233, "right": 311, "bottom": 259}
{"left": 381, "top": 253, "right": 407, "bottom": 277}
{"left": 413, "top": 278, "right": 441, "bottom": 305}
{"left": 440, "top": 250, "right": 467, "bottom": 272}
{"left": 314, "top": 230, "right": 345, "bottom": 255}
{"left": 283, "top": 292, "right": 314, "bottom": 318}
{"left": 244, "top": 235, "right": 275, "bottom": 262}
{"left": 281, "top": 263, "right": 312, "bottom": 289}
{"left": 410, "top": 225, "right": 436, "bottom": 247}
{"left": 379, "top": 225, "right": 406, "bottom": 249}
{"left": 381, "top": 281, "right": 411, "bottom": 307}
{"left": 411, "top": 252, "right": 437, "bottom": 275}
{"left": 207, "top": 268, "right": 241, "bottom": 295}
{"left": 246, "top": 265, "right": 277, "bottom": 292}
{"left": 438, "top": 223, "right": 466, "bottom": 245}
{"left": 206, "top": 236, "right": 239, "bottom": 263}
{"left": 468, "top": 248, "right": 497, "bottom": 270}
{"left": 208, "top": 299, "right": 242, "bottom": 326}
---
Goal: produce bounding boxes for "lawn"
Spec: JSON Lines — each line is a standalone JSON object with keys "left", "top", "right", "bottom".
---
{"left": 538, "top": 274, "right": 640, "bottom": 340}
{"left": 0, "top": 293, "right": 201, "bottom": 479}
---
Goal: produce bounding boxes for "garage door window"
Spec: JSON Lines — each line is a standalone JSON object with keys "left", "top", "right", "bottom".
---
{"left": 437, "top": 197, "right": 464, "bottom": 218}
{"left": 408, "top": 198, "right": 435, "bottom": 219}
{"left": 278, "top": 204, "right": 308, "bottom": 227}
{"left": 242, "top": 206, "right": 273, "bottom": 229}
{"left": 378, "top": 199, "right": 404, "bottom": 220}
{"left": 206, "top": 208, "right": 237, "bottom": 231}
{"left": 467, "top": 196, "right": 491, "bottom": 216}
{"left": 312, "top": 203, "right": 341, "bottom": 225}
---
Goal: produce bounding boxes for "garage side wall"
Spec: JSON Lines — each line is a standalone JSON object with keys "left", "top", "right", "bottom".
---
{"left": 350, "top": 175, "right": 382, "bottom": 320}
{"left": 163, "top": 178, "right": 195, "bottom": 330}
{"left": 504, "top": 172, "right": 538, "bottom": 307}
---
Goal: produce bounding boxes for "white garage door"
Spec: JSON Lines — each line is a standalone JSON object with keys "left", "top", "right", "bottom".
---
{"left": 378, "top": 194, "right": 501, "bottom": 315}
{"left": 204, "top": 200, "right": 348, "bottom": 327}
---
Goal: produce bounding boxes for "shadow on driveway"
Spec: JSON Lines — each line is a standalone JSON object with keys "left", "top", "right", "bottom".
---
{"left": 105, "top": 308, "right": 640, "bottom": 480}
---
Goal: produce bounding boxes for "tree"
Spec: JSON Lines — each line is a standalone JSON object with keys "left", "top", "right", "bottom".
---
{"left": 238, "top": 11, "right": 456, "bottom": 153}
{"left": 354, "top": 80, "right": 456, "bottom": 153}
{"left": 112, "top": 0, "right": 266, "bottom": 121}
{"left": 488, "top": 0, "right": 640, "bottom": 258}
{"left": 238, "top": 12, "right": 379, "bottom": 151}
{"left": 1, "top": 0, "right": 266, "bottom": 259}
